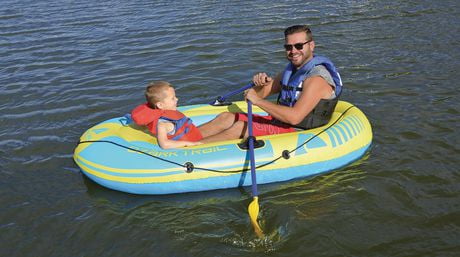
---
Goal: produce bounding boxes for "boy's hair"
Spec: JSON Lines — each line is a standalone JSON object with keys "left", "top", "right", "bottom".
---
{"left": 284, "top": 25, "right": 313, "bottom": 41}
{"left": 145, "top": 81, "right": 172, "bottom": 108}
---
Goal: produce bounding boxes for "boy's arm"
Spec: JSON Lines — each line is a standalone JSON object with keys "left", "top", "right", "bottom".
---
{"left": 157, "top": 122, "right": 201, "bottom": 149}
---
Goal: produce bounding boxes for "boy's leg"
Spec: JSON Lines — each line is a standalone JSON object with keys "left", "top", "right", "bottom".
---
{"left": 200, "top": 120, "right": 247, "bottom": 143}
{"left": 198, "top": 112, "right": 237, "bottom": 138}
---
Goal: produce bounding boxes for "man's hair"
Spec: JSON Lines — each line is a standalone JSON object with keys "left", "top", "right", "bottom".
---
{"left": 284, "top": 25, "right": 313, "bottom": 41}
{"left": 145, "top": 81, "right": 172, "bottom": 108}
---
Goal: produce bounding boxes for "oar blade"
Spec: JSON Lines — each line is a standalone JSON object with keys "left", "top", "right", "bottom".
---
{"left": 248, "top": 196, "right": 264, "bottom": 238}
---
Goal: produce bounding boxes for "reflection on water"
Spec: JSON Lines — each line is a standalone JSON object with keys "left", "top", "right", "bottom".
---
{"left": 1, "top": 0, "right": 459, "bottom": 256}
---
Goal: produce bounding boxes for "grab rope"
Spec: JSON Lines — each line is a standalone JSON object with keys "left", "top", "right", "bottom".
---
{"left": 77, "top": 105, "right": 355, "bottom": 173}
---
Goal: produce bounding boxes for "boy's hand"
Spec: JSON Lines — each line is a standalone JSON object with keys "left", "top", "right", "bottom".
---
{"left": 184, "top": 141, "right": 203, "bottom": 147}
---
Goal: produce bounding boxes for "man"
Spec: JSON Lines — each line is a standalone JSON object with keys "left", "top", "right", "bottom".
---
{"left": 199, "top": 25, "right": 343, "bottom": 143}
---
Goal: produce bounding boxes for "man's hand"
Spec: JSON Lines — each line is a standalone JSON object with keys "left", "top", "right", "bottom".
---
{"left": 244, "top": 88, "right": 261, "bottom": 105}
{"left": 252, "top": 73, "right": 273, "bottom": 87}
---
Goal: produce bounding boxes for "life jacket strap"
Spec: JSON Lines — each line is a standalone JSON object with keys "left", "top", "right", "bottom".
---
{"left": 280, "top": 85, "right": 303, "bottom": 91}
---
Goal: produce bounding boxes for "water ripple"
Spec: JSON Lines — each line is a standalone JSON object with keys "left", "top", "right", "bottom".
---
{"left": 0, "top": 0, "right": 459, "bottom": 256}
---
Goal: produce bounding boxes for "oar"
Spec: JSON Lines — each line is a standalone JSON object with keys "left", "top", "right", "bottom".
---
{"left": 210, "top": 82, "right": 254, "bottom": 106}
{"left": 246, "top": 100, "right": 264, "bottom": 238}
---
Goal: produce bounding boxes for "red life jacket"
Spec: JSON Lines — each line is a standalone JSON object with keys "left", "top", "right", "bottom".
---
{"left": 131, "top": 103, "right": 203, "bottom": 142}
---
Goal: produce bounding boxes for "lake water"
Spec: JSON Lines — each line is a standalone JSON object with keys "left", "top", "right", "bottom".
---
{"left": 1, "top": 0, "right": 459, "bottom": 256}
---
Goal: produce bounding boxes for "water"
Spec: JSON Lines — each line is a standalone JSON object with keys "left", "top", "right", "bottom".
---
{"left": 1, "top": 0, "right": 459, "bottom": 256}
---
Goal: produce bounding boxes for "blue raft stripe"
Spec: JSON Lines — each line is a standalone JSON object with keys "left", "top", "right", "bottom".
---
{"left": 307, "top": 135, "right": 327, "bottom": 149}
{"left": 294, "top": 133, "right": 328, "bottom": 156}
{"left": 343, "top": 118, "right": 357, "bottom": 136}
{"left": 79, "top": 135, "right": 275, "bottom": 172}
{"left": 81, "top": 143, "right": 371, "bottom": 195}
{"left": 93, "top": 128, "right": 108, "bottom": 134}
{"left": 348, "top": 116, "right": 358, "bottom": 132}
{"left": 340, "top": 120, "right": 354, "bottom": 139}
{"left": 75, "top": 156, "right": 183, "bottom": 178}
{"left": 355, "top": 115, "right": 364, "bottom": 130}
{"left": 330, "top": 127, "right": 343, "bottom": 145}
{"left": 79, "top": 141, "right": 180, "bottom": 171}
{"left": 77, "top": 141, "right": 277, "bottom": 178}
{"left": 354, "top": 115, "right": 364, "bottom": 130}
{"left": 294, "top": 140, "right": 307, "bottom": 156}
{"left": 77, "top": 153, "right": 274, "bottom": 179}
{"left": 349, "top": 116, "right": 362, "bottom": 133}
{"left": 335, "top": 124, "right": 348, "bottom": 142}
{"left": 339, "top": 121, "right": 353, "bottom": 141}
{"left": 256, "top": 143, "right": 371, "bottom": 189}
{"left": 177, "top": 104, "right": 206, "bottom": 112}
{"left": 295, "top": 134, "right": 312, "bottom": 155}
{"left": 326, "top": 130, "right": 337, "bottom": 148}
{"left": 353, "top": 116, "right": 364, "bottom": 132}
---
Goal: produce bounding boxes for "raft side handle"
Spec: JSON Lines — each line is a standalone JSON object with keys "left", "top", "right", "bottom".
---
{"left": 119, "top": 114, "right": 132, "bottom": 126}
{"left": 185, "top": 162, "right": 194, "bottom": 173}
{"left": 282, "top": 150, "right": 290, "bottom": 159}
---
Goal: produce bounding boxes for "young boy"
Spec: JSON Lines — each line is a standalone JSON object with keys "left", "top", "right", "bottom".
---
{"left": 131, "top": 81, "right": 203, "bottom": 149}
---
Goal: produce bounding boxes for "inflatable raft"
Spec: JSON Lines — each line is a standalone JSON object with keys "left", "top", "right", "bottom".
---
{"left": 74, "top": 101, "right": 372, "bottom": 195}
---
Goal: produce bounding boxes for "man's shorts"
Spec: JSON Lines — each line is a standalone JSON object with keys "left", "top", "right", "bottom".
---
{"left": 235, "top": 113, "right": 296, "bottom": 137}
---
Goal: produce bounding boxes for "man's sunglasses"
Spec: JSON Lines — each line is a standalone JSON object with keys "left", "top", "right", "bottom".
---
{"left": 284, "top": 40, "right": 311, "bottom": 51}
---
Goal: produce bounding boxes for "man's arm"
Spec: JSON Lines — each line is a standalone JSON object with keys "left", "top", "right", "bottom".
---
{"left": 246, "top": 76, "right": 333, "bottom": 126}
{"left": 252, "top": 73, "right": 282, "bottom": 98}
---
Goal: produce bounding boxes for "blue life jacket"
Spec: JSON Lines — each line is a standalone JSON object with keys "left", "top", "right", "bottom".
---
{"left": 278, "top": 55, "right": 343, "bottom": 129}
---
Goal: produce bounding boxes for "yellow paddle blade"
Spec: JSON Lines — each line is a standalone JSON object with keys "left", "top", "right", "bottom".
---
{"left": 248, "top": 196, "right": 264, "bottom": 238}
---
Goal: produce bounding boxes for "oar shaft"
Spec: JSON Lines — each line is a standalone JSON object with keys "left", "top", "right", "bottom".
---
{"left": 247, "top": 100, "right": 258, "bottom": 197}
{"left": 210, "top": 82, "right": 254, "bottom": 105}
{"left": 247, "top": 100, "right": 263, "bottom": 237}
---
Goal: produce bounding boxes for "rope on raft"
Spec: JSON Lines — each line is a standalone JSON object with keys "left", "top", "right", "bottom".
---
{"left": 77, "top": 105, "right": 355, "bottom": 173}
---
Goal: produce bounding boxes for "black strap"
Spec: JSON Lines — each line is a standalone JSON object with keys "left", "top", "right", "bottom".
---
{"left": 281, "top": 84, "right": 303, "bottom": 91}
